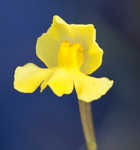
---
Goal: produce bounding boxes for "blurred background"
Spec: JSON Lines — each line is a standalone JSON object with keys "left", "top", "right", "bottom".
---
{"left": 0, "top": 0, "right": 140, "bottom": 150}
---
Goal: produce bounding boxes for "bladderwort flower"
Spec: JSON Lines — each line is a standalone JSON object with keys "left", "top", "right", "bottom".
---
{"left": 14, "top": 15, "right": 113, "bottom": 102}
{"left": 13, "top": 15, "right": 113, "bottom": 150}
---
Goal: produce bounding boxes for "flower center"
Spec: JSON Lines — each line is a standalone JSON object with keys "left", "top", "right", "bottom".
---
{"left": 58, "top": 41, "right": 84, "bottom": 70}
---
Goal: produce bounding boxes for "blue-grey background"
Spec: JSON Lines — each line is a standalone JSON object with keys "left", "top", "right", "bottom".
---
{"left": 0, "top": 0, "right": 140, "bottom": 150}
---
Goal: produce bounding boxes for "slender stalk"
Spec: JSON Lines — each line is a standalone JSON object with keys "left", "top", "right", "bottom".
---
{"left": 78, "top": 100, "right": 97, "bottom": 150}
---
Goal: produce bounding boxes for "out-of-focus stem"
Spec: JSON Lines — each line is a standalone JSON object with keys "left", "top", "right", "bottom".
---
{"left": 78, "top": 100, "right": 97, "bottom": 150}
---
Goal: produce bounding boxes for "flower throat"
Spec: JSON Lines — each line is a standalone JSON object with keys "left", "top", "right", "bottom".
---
{"left": 58, "top": 41, "right": 84, "bottom": 70}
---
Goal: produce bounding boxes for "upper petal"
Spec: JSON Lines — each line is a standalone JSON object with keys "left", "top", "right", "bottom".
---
{"left": 80, "top": 42, "right": 103, "bottom": 74}
{"left": 14, "top": 63, "right": 53, "bottom": 93}
{"left": 36, "top": 16, "right": 71, "bottom": 68}
{"left": 70, "top": 24, "right": 103, "bottom": 74}
{"left": 74, "top": 72, "right": 113, "bottom": 103}
{"left": 36, "top": 15, "right": 100, "bottom": 74}
{"left": 70, "top": 24, "right": 96, "bottom": 48}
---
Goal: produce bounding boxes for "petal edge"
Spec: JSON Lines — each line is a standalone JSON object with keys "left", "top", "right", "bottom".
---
{"left": 14, "top": 63, "right": 53, "bottom": 93}
{"left": 74, "top": 72, "right": 113, "bottom": 102}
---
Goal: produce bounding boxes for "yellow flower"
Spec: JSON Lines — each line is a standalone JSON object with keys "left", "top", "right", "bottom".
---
{"left": 14, "top": 15, "right": 113, "bottom": 102}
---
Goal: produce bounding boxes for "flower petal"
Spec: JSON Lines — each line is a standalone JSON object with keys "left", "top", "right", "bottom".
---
{"left": 14, "top": 63, "right": 53, "bottom": 93}
{"left": 74, "top": 72, "right": 113, "bottom": 102}
{"left": 36, "top": 15, "right": 71, "bottom": 68}
{"left": 70, "top": 24, "right": 103, "bottom": 74}
{"left": 48, "top": 68, "right": 73, "bottom": 97}
{"left": 70, "top": 24, "right": 96, "bottom": 47}
{"left": 36, "top": 15, "right": 97, "bottom": 71}
{"left": 80, "top": 42, "right": 103, "bottom": 74}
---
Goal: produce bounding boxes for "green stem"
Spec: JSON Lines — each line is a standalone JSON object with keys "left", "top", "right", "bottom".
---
{"left": 78, "top": 100, "right": 97, "bottom": 150}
